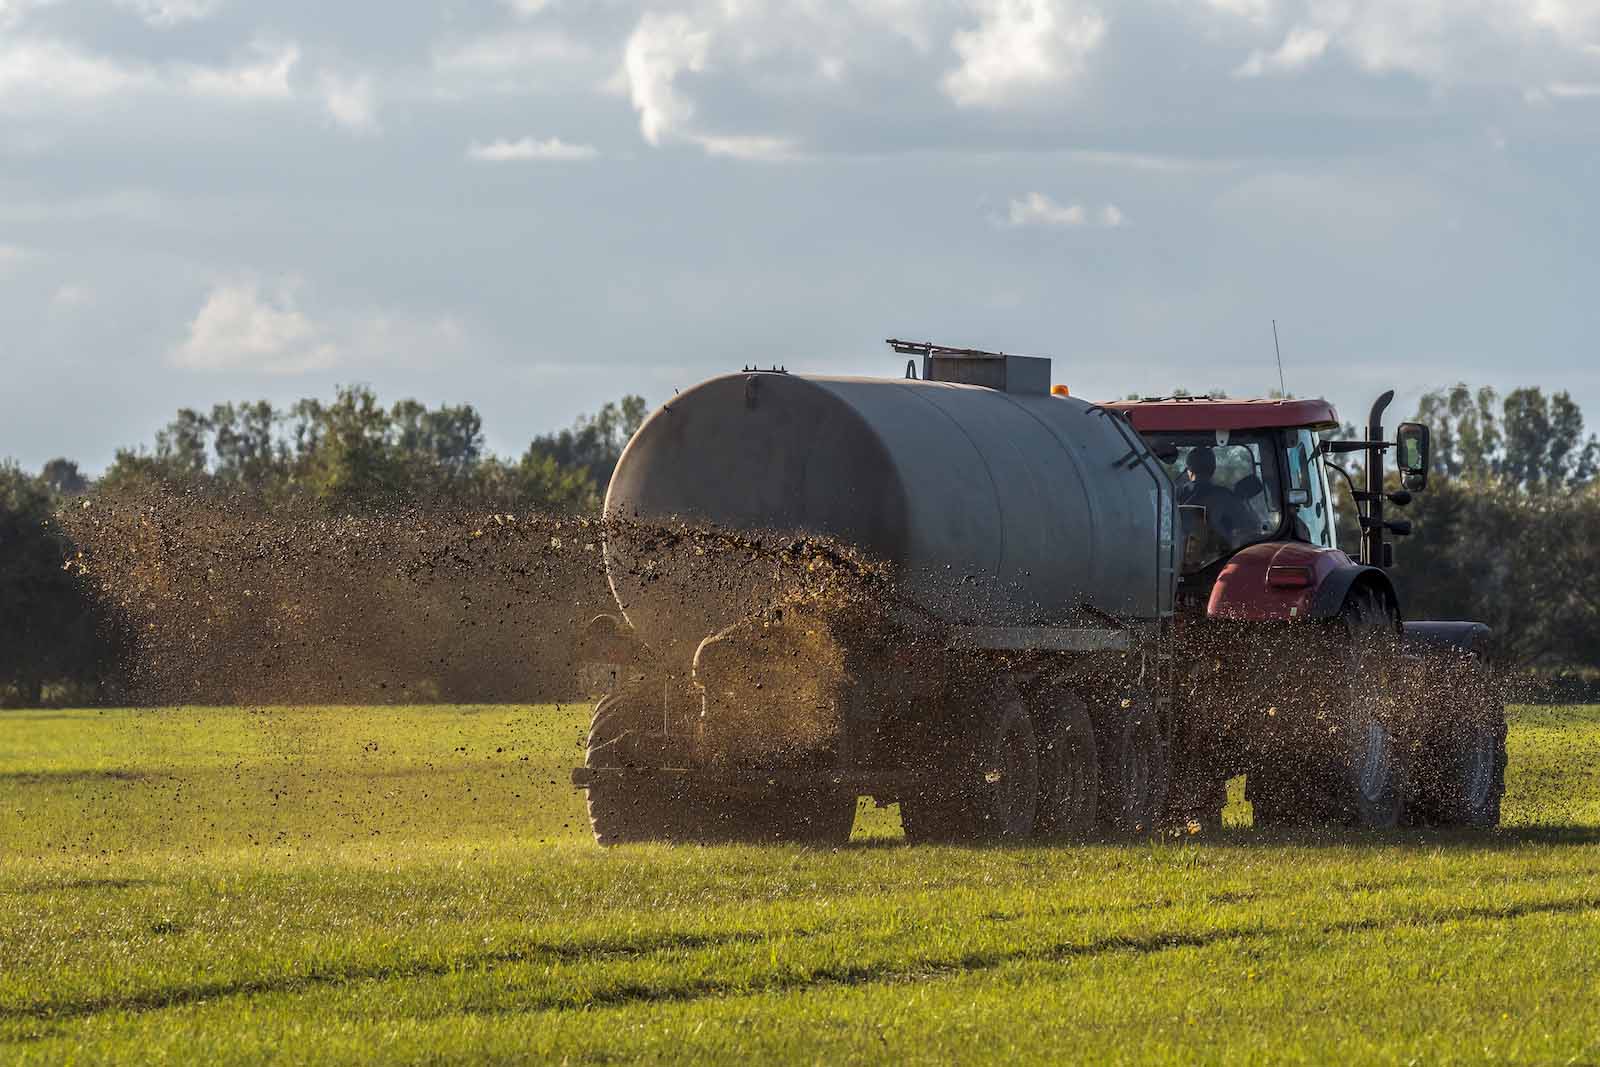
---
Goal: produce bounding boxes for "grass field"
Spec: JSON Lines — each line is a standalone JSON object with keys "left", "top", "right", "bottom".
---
{"left": 3, "top": 703, "right": 1600, "bottom": 1065}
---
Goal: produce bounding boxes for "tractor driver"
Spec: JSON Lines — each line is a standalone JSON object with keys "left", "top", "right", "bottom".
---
{"left": 1177, "top": 446, "right": 1252, "bottom": 546}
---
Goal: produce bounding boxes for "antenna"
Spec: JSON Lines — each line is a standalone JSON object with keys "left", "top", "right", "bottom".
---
{"left": 1271, "top": 319, "right": 1286, "bottom": 398}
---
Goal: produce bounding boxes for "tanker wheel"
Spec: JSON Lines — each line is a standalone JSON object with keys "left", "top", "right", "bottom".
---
{"left": 901, "top": 690, "right": 1040, "bottom": 844}
{"left": 701, "top": 787, "right": 858, "bottom": 846}
{"left": 584, "top": 692, "right": 695, "bottom": 846}
{"left": 1096, "top": 692, "right": 1168, "bottom": 835}
{"left": 1325, "top": 587, "right": 1407, "bottom": 829}
{"left": 1034, "top": 689, "right": 1098, "bottom": 840}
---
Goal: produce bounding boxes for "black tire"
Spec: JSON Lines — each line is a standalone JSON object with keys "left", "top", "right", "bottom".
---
{"left": 584, "top": 692, "right": 695, "bottom": 846}
{"left": 1096, "top": 691, "right": 1168, "bottom": 835}
{"left": 1412, "top": 656, "right": 1506, "bottom": 829}
{"left": 901, "top": 688, "right": 1040, "bottom": 844}
{"left": 1316, "top": 586, "right": 1407, "bottom": 829}
{"left": 1034, "top": 690, "right": 1099, "bottom": 840}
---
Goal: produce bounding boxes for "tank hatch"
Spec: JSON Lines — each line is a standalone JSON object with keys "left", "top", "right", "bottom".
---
{"left": 886, "top": 338, "right": 1051, "bottom": 395}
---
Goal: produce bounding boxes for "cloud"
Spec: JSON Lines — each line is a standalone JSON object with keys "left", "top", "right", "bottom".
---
{"left": 466, "top": 136, "right": 598, "bottom": 161}
{"left": 1234, "top": 26, "right": 1330, "bottom": 77}
{"left": 114, "top": 0, "right": 221, "bottom": 27}
{"left": 1217, "top": 2, "right": 1600, "bottom": 87}
{"left": 696, "top": 133, "right": 798, "bottom": 161}
{"left": 173, "top": 280, "right": 334, "bottom": 374}
{"left": 50, "top": 283, "right": 92, "bottom": 312}
{"left": 172, "top": 279, "right": 468, "bottom": 375}
{"left": 623, "top": 11, "right": 711, "bottom": 146}
{"left": 0, "top": 0, "right": 59, "bottom": 32}
{"left": 1547, "top": 82, "right": 1600, "bottom": 98}
{"left": 1001, "top": 192, "right": 1125, "bottom": 228}
{"left": 320, "top": 72, "right": 377, "bottom": 131}
{"left": 942, "top": 0, "right": 1107, "bottom": 108}
{"left": 1203, "top": 0, "right": 1274, "bottom": 24}
{"left": 1006, "top": 192, "right": 1084, "bottom": 227}
{"left": 0, "top": 38, "right": 153, "bottom": 103}
{"left": 431, "top": 28, "right": 593, "bottom": 84}
{"left": 501, "top": 0, "right": 553, "bottom": 15}
{"left": 184, "top": 40, "right": 298, "bottom": 100}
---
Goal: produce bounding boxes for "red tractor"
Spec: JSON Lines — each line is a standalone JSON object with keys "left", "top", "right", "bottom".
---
{"left": 1104, "top": 390, "right": 1504, "bottom": 830}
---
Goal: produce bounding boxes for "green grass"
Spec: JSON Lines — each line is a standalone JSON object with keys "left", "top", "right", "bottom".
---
{"left": 3, "top": 704, "right": 1600, "bottom": 1065}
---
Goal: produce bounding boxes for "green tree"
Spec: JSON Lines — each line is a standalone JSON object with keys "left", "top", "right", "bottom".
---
{"left": 0, "top": 463, "right": 114, "bottom": 706}
{"left": 525, "top": 395, "right": 649, "bottom": 488}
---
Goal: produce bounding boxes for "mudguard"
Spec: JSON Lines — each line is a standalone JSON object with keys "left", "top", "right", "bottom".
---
{"left": 1207, "top": 542, "right": 1396, "bottom": 623}
{"left": 1401, "top": 621, "right": 1493, "bottom": 659}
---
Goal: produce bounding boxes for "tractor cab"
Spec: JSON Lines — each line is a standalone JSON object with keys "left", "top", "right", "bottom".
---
{"left": 1102, "top": 396, "right": 1343, "bottom": 579}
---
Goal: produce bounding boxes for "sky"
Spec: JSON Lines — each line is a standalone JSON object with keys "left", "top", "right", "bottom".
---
{"left": 2, "top": 0, "right": 1598, "bottom": 472}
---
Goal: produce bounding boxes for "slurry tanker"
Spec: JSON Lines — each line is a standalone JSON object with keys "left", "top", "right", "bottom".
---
{"left": 571, "top": 342, "right": 1504, "bottom": 844}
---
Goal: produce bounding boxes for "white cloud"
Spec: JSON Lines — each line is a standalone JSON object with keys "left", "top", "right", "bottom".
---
{"left": 432, "top": 29, "right": 592, "bottom": 81}
{"left": 0, "top": 35, "right": 303, "bottom": 112}
{"left": 696, "top": 133, "right": 798, "bottom": 161}
{"left": 172, "top": 278, "right": 468, "bottom": 375}
{"left": 114, "top": 0, "right": 221, "bottom": 27}
{"left": 1007, "top": 192, "right": 1085, "bottom": 227}
{"left": 50, "top": 283, "right": 92, "bottom": 312}
{"left": 1234, "top": 26, "right": 1330, "bottom": 77}
{"left": 1001, "top": 192, "right": 1126, "bottom": 228}
{"left": 500, "top": 0, "right": 553, "bottom": 15}
{"left": 623, "top": 11, "right": 711, "bottom": 146}
{"left": 466, "top": 136, "right": 598, "bottom": 161}
{"left": 321, "top": 72, "right": 377, "bottom": 131}
{"left": 1218, "top": 2, "right": 1600, "bottom": 86}
{"left": 173, "top": 280, "right": 333, "bottom": 374}
{"left": 1203, "top": 0, "right": 1275, "bottom": 24}
{"left": 184, "top": 40, "right": 298, "bottom": 100}
{"left": 943, "top": 0, "right": 1107, "bottom": 108}
{"left": 0, "top": 0, "right": 58, "bottom": 32}
{"left": 1547, "top": 82, "right": 1600, "bottom": 98}
{"left": 0, "top": 39, "right": 152, "bottom": 103}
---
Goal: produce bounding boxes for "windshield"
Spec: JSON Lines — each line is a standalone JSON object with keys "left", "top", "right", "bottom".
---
{"left": 1146, "top": 431, "right": 1286, "bottom": 573}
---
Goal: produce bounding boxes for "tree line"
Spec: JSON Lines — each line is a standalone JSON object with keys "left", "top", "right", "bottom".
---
{"left": 95, "top": 386, "right": 648, "bottom": 511}
{"left": 1381, "top": 385, "right": 1600, "bottom": 682}
{"left": 3, "top": 381, "right": 1599, "bottom": 706}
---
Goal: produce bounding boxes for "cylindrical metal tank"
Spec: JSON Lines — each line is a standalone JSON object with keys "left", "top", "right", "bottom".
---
{"left": 604, "top": 371, "right": 1176, "bottom": 658}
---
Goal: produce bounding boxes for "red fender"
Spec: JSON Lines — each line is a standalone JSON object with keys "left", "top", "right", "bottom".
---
{"left": 1207, "top": 542, "right": 1390, "bottom": 623}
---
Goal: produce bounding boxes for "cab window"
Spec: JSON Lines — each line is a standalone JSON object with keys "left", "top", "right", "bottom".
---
{"left": 1287, "top": 429, "right": 1335, "bottom": 549}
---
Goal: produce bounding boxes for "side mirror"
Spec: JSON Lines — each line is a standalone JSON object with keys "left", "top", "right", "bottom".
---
{"left": 1395, "top": 422, "right": 1430, "bottom": 492}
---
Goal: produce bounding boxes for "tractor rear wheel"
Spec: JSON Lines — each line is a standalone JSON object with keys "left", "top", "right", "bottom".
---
{"left": 901, "top": 688, "right": 1040, "bottom": 843}
{"left": 1034, "top": 689, "right": 1098, "bottom": 840}
{"left": 1326, "top": 587, "right": 1407, "bottom": 829}
{"left": 1096, "top": 691, "right": 1168, "bottom": 835}
{"left": 584, "top": 692, "right": 695, "bottom": 845}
